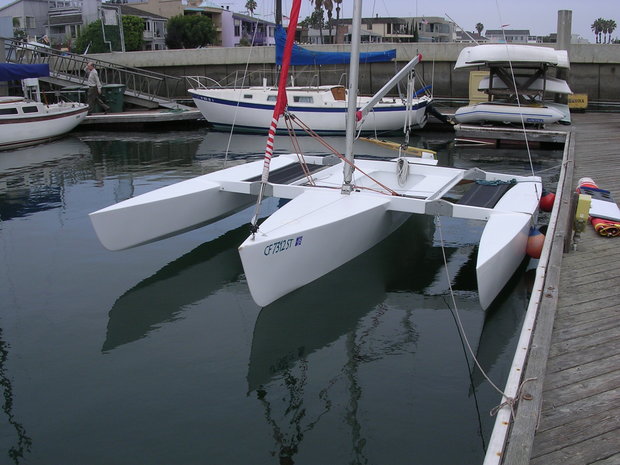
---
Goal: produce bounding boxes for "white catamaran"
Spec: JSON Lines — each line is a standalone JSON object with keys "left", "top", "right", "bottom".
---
{"left": 90, "top": 0, "right": 543, "bottom": 310}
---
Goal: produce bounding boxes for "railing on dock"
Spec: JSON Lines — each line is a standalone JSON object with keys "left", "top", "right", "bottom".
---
{"left": 2, "top": 38, "right": 188, "bottom": 109}
{"left": 184, "top": 69, "right": 349, "bottom": 90}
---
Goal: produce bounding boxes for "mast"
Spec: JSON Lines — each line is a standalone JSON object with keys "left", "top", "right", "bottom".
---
{"left": 342, "top": 0, "right": 363, "bottom": 194}
{"left": 275, "top": 0, "right": 282, "bottom": 26}
{"left": 250, "top": 0, "right": 301, "bottom": 232}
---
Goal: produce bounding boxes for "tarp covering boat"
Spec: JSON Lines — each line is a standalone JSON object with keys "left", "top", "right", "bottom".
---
{"left": 275, "top": 25, "right": 396, "bottom": 65}
{"left": 0, "top": 63, "right": 50, "bottom": 81}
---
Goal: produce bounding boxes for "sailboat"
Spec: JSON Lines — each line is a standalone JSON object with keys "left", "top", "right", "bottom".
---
{"left": 89, "top": 0, "right": 543, "bottom": 311}
{"left": 188, "top": 26, "right": 431, "bottom": 135}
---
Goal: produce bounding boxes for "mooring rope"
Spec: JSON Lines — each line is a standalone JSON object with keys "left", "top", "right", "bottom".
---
{"left": 435, "top": 216, "right": 536, "bottom": 418}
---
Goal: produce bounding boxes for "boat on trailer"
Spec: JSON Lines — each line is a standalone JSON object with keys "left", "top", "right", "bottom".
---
{"left": 90, "top": 0, "right": 543, "bottom": 311}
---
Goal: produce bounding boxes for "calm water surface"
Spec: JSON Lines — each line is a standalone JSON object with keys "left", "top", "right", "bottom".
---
{"left": 0, "top": 128, "right": 561, "bottom": 464}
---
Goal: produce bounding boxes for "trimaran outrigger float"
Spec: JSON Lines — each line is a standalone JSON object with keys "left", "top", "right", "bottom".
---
{"left": 90, "top": 0, "right": 543, "bottom": 310}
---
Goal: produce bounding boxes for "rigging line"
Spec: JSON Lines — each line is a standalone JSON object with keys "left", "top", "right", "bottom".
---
{"left": 445, "top": 13, "right": 479, "bottom": 45}
{"left": 495, "top": 2, "right": 539, "bottom": 200}
{"left": 283, "top": 114, "right": 316, "bottom": 185}
{"left": 288, "top": 114, "right": 401, "bottom": 196}
{"left": 224, "top": 19, "right": 261, "bottom": 162}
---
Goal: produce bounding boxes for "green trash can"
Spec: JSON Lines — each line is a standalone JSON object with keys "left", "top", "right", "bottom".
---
{"left": 62, "top": 85, "right": 88, "bottom": 103}
{"left": 101, "top": 84, "right": 126, "bottom": 113}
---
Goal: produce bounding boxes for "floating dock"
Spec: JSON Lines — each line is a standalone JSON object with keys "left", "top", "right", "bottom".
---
{"left": 484, "top": 112, "right": 620, "bottom": 465}
{"left": 80, "top": 107, "right": 205, "bottom": 129}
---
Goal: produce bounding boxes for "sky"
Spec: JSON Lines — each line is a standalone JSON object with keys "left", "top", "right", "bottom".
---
{"left": 0, "top": 0, "right": 616, "bottom": 42}
{"left": 222, "top": 0, "right": 620, "bottom": 42}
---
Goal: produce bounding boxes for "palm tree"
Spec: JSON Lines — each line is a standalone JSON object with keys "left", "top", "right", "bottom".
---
{"left": 245, "top": 0, "right": 257, "bottom": 16}
{"left": 324, "top": 0, "right": 334, "bottom": 43}
{"left": 310, "top": 0, "right": 325, "bottom": 43}
{"left": 334, "top": 0, "right": 343, "bottom": 43}
{"left": 475, "top": 22, "right": 484, "bottom": 36}
{"left": 606, "top": 19, "right": 617, "bottom": 44}
{"left": 591, "top": 18, "right": 604, "bottom": 43}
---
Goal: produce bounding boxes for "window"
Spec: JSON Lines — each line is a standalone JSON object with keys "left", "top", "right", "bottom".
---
{"left": 293, "top": 96, "right": 313, "bottom": 103}
{"left": 70, "top": 25, "right": 80, "bottom": 38}
{"left": 25, "top": 17, "right": 35, "bottom": 28}
{"left": 234, "top": 19, "right": 241, "bottom": 37}
{"left": 267, "top": 95, "right": 277, "bottom": 101}
{"left": 23, "top": 106, "right": 39, "bottom": 113}
{"left": 0, "top": 108, "right": 18, "bottom": 115}
{"left": 243, "top": 94, "right": 252, "bottom": 99}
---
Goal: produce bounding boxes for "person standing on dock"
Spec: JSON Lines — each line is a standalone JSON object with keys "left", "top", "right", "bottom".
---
{"left": 84, "top": 62, "right": 110, "bottom": 114}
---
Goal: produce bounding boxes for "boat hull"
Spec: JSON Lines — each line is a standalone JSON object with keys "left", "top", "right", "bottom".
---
{"left": 189, "top": 88, "right": 429, "bottom": 135}
{"left": 0, "top": 100, "right": 88, "bottom": 150}
{"left": 478, "top": 75, "right": 572, "bottom": 95}
{"left": 455, "top": 44, "right": 569, "bottom": 69}
{"left": 90, "top": 152, "right": 542, "bottom": 310}
{"left": 454, "top": 102, "right": 566, "bottom": 125}
{"left": 238, "top": 189, "right": 409, "bottom": 307}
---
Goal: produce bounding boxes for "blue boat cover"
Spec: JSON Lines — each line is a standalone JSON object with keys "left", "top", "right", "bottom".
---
{"left": 0, "top": 63, "right": 50, "bottom": 81}
{"left": 275, "top": 26, "right": 396, "bottom": 65}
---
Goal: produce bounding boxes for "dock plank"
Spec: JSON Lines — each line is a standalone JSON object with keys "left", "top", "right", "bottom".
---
{"left": 499, "top": 113, "right": 620, "bottom": 465}
{"left": 530, "top": 113, "right": 620, "bottom": 464}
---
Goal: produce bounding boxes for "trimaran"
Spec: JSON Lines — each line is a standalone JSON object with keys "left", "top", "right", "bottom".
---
{"left": 89, "top": 0, "right": 543, "bottom": 310}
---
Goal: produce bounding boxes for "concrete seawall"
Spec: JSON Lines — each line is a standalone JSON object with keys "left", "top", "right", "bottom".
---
{"left": 90, "top": 43, "right": 620, "bottom": 103}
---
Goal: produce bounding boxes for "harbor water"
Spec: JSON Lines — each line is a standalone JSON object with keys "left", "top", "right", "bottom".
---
{"left": 0, "top": 128, "right": 562, "bottom": 465}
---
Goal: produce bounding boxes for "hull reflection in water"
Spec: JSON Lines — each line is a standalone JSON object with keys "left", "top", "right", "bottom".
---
{"left": 247, "top": 216, "right": 486, "bottom": 464}
{"left": 102, "top": 225, "right": 249, "bottom": 352}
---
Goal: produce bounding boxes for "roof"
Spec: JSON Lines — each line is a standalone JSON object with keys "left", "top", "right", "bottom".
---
{"left": 338, "top": 16, "right": 414, "bottom": 25}
{"left": 486, "top": 29, "right": 531, "bottom": 35}
{"left": 116, "top": 4, "right": 168, "bottom": 20}
{"left": 48, "top": 13, "right": 82, "bottom": 25}
{"left": 232, "top": 12, "right": 275, "bottom": 25}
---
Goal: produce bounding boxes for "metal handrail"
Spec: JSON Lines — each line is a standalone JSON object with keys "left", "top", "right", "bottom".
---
{"left": 2, "top": 38, "right": 185, "bottom": 103}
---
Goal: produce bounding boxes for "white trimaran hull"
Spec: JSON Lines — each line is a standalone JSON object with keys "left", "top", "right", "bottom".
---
{"left": 89, "top": 0, "right": 542, "bottom": 311}
{"left": 90, "top": 154, "right": 541, "bottom": 310}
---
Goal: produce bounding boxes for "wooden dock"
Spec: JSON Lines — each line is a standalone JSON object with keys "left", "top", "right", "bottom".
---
{"left": 80, "top": 107, "right": 204, "bottom": 129}
{"left": 496, "top": 112, "right": 620, "bottom": 465}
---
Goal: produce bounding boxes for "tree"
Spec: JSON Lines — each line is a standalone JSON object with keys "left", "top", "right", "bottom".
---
{"left": 73, "top": 16, "right": 144, "bottom": 53}
{"left": 122, "top": 16, "right": 145, "bottom": 51}
{"left": 245, "top": 0, "right": 257, "bottom": 16}
{"left": 310, "top": 0, "right": 325, "bottom": 43}
{"left": 333, "top": 0, "right": 342, "bottom": 43}
{"left": 605, "top": 19, "right": 617, "bottom": 43}
{"left": 475, "top": 22, "right": 484, "bottom": 35}
{"left": 165, "top": 15, "right": 216, "bottom": 49}
{"left": 300, "top": 10, "right": 325, "bottom": 31}
{"left": 591, "top": 18, "right": 604, "bottom": 43}
{"left": 323, "top": 0, "right": 333, "bottom": 43}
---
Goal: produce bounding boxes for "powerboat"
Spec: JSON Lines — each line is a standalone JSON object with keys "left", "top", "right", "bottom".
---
{"left": 0, "top": 63, "right": 88, "bottom": 150}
